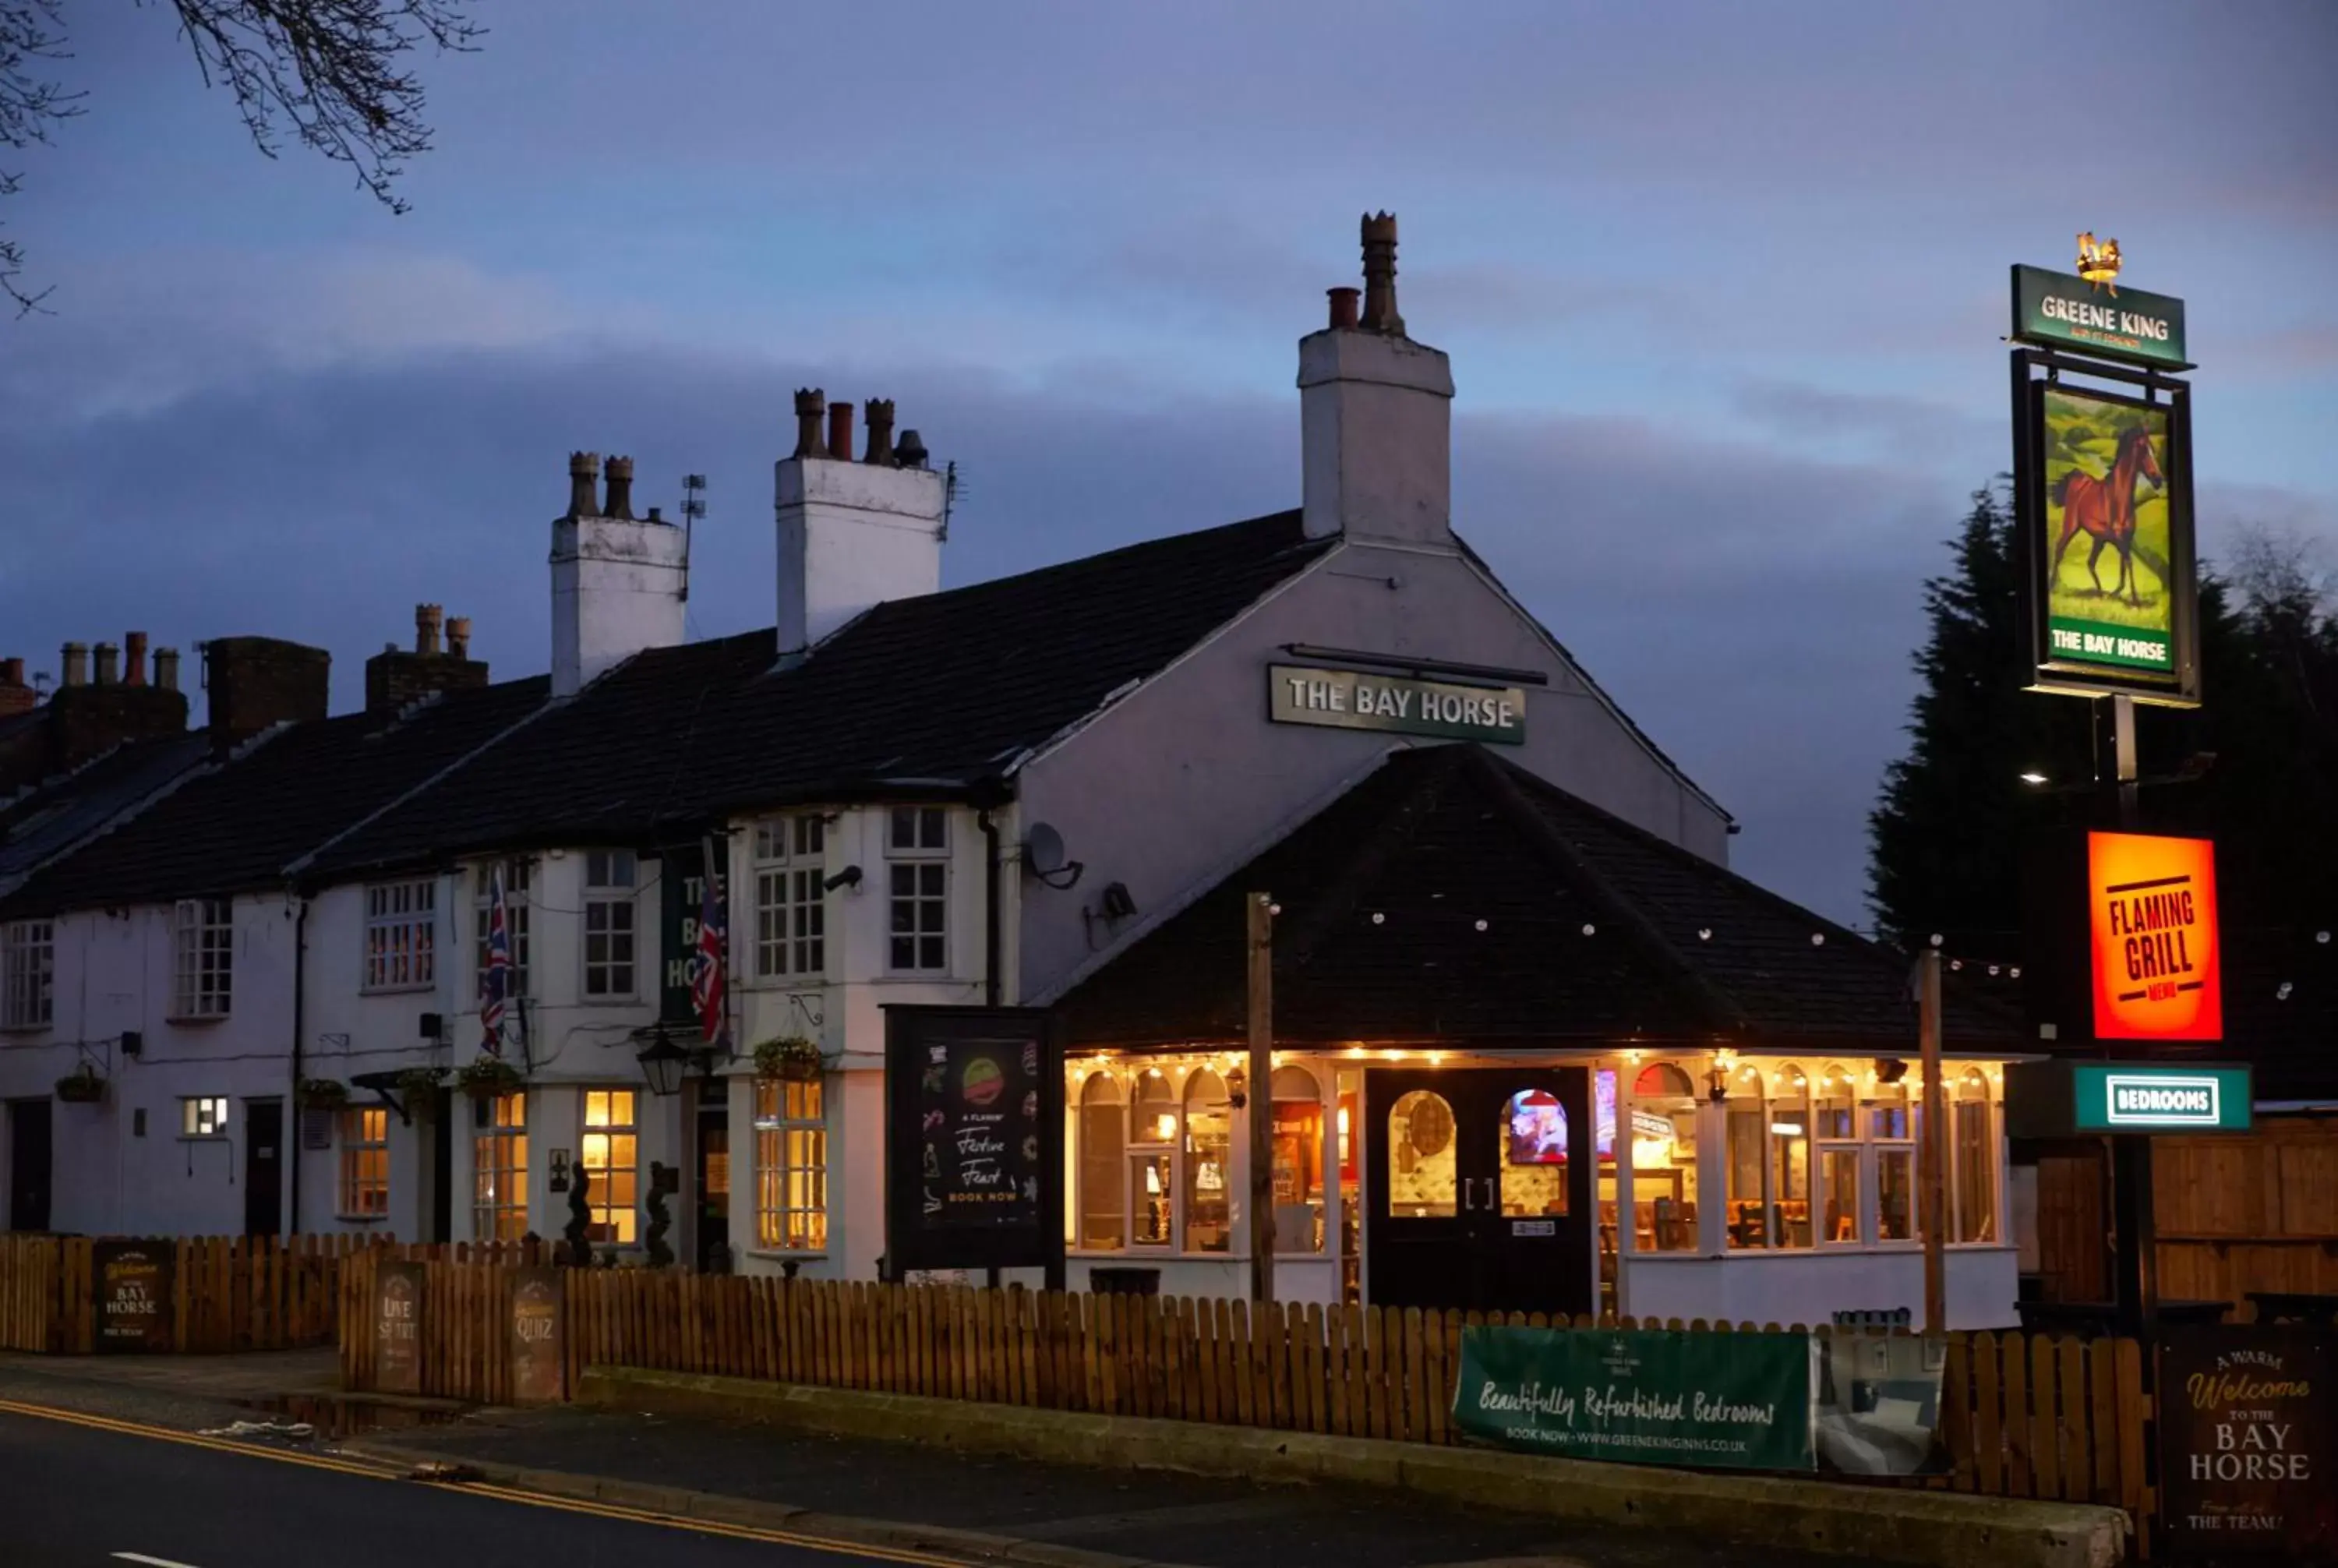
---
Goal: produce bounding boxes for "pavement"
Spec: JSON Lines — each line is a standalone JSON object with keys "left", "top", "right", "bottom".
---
{"left": 0, "top": 1351, "right": 1846, "bottom": 1568}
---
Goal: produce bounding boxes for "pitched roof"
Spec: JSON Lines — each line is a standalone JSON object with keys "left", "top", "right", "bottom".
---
{"left": 0, "top": 734, "right": 211, "bottom": 895}
{"left": 308, "top": 510, "right": 1334, "bottom": 876}
{"left": 0, "top": 680, "right": 548, "bottom": 914}
{"left": 1054, "top": 744, "right": 2022, "bottom": 1052}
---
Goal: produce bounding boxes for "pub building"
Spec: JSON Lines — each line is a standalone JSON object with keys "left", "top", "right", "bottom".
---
{"left": 0, "top": 216, "right": 2019, "bottom": 1333}
{"left": 1046, "top": 745, "right": 2027, "bottom": 1330}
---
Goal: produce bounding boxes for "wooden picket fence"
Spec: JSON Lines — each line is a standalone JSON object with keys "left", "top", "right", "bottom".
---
{"left": 338, "top": 1251, "right": 2160, "bottom": 1549}
{"left": 0, "top": 1233, "right": 361, "bottom": 1354}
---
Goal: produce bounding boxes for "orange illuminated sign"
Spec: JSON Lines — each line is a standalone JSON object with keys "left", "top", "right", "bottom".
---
{"left": 2088, "top": 832, "right": 2221, "bottom": 1041}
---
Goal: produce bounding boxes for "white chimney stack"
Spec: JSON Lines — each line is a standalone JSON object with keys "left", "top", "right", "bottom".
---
{"left": 774, "top": 391, "right": 948, "bottom": 659}
{"left": 1299, "top": 212, "right": 1454, "bottom": 546}
{"left": 549, "top": 452, "right": 687, "bottom": 697}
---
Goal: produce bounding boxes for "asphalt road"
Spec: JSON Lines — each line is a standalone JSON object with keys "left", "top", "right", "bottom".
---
{"left": 0, "top": 1404, "right": 949, "bottom": 1568}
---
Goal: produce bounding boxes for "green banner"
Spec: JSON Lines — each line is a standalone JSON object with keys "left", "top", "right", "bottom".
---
{"left": 1451, "top": 1326, "right": 1814, "bottom": 1471}
{"left": 2013, "top": 264, "right": 2188, "bottom": 368}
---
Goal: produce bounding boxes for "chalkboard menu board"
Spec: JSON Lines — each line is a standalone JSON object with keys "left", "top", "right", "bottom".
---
{"left": 2160, "top": 1327, "right": 2335, "bottom": 1558}
{"left": 372, "top": 1260, "right": 426, "bottom": 1395}
{"left": 93, "top": 1241, "right": 175, "bottom": 1354}
{"left": 884, "top": 1005, "right": 1064, "bottom": 1283}
{"left": 507, "top": 1266, "right": 566, "bottom": 1404}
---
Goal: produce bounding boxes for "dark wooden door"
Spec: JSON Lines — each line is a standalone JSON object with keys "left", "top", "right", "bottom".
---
{"left": 1365, "top": 1068, "right": 1595, "bottom": 1318}
{"left": 8, "top": 1099, "right": 51, "bottom": 1232}
{"left": 695, "top": 1097, "right": 730, "bottom": 1272}
{"left": 244, "top": 1099, "right": 284, "bottom": 1236}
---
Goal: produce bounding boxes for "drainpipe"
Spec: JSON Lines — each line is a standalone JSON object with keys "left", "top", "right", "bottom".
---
{"left": 978, "top": 809, "right": 1001, "bottom": 1006}
{"left": 287, "top": 895, "right": 309, "bottom": 1234}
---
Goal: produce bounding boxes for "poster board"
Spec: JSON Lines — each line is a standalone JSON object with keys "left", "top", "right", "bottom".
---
{"left": 2159, "top": 1327, "right": 2335, "bottom": 1557}
{"left": 372, "top": 1259, "right": 426, "bottom": 1395}
{"left": 507, "top": 1266, "right": 567, "bottom": 1404}
{"left": 92, "top": 1241, "right": 175, "bottom": 1354}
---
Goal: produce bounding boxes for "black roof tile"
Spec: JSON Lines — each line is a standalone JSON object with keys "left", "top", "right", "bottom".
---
{"left": 1054, "top": 744, "right": 2023, "bottom": 1053}
{"left": 0, "top": 734, "right": 210, "bottom": 892}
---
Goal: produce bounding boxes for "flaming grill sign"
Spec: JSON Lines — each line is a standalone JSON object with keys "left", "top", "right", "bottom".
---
{"left": 2088, "top": 832, "right": 2222, "bottom": 1042}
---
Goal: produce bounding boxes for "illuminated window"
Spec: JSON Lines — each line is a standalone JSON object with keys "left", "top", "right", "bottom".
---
{"left": 1270, "top": 1066, "right": 1325, "bottom": 1254}
{"left": 1816, "top": 1065, "right": 1859, "bottom": 1245}
{"left": 754, "top": 1077, "right": 826, "bottom": 1251}
{"left": 472, "top": 1093, "right": 528, "bottom": 1241}
{"left": 362, "top": 878, "right": 436, "bottom": 990}
{"left": 338, "top": 1107, "right": 390, "bottom": 1217}
{"left": 1499, "top": 1088, "right": 1568, "bottom": 1217}
{"left": 581, "top": 1089, "right": 638, "bottom": 1245}
{"left": 181, "top": 1095, "right": 231, "bottom": 1138}
{"left": 1386, "top": 1089, "right": 1457, "bottom": 1219}
{"left": 1078, "top": 1073, "right": 1126, "bottom": 1250}
{"left": 1630, "top": 1062, "right": 1699, "bottom": 1253}
{"left": 1953, "top": 1069, "right": 1997, "bottom": 1243}
{"left": 1182, "top": 1069, "right": 1231, "bottom": 1252}
{"left": 1768, "top": 1065, "right": 1811, "bottom": 1249}
{"left": 1725, "top": 1062, "right": 1768, "bottom": 1248}
{"left": 1128, "top": 1072, "right": 1174, "bottom": 1247}
{"left": 1870, "top": 1079, "right": 1915, "bottom": 1242}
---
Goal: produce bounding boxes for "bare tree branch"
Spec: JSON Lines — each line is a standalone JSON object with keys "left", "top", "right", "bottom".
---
{"left": 2, "top": 0, "right": 479, "bottom": 315}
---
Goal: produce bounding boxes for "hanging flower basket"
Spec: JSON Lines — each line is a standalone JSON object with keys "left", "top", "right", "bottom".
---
{"left": 754, "top": 1035, "right": 825, "bottom": 1083}
{"left": 297, "top": 1077, "right": 350, "bottom": 1111}
{"left": 395, "top": 1066, "right": 446, "bottom": 1117}
{"left": 457, "top": 1055, "right": 525, "bottom": 1100}
{"left": 55, "top": 1065, "right": 106, "bottom": 1104}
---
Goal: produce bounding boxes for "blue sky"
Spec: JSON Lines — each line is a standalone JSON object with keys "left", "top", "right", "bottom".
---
{"left": 4, "top": 1, "right": 2333, "bottom": 923}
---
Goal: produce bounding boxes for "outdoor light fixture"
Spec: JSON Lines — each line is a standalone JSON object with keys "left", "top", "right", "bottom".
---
{"left": 1227, "top": 1065, "right": 1248, "bottom": 1108}
{"left": 2020, "top": 772, "right": 2050, "bottom": 786}
{"left": 636, "top": 1027, "right": 694, "bottom": 1098}
{"left": 1877, "top": 1059, "right": 1910, "bottom": 1086}
{"left": 824, "top": 864, "right": 864, "bottom": 892}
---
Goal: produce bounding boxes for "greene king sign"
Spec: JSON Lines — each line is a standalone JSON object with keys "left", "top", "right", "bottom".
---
{"left": 2012, "top": 265, "right": 2189, "bottom": 369}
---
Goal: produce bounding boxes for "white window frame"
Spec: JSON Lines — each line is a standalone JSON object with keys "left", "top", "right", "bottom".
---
{"left": 885, "top": 807, "right": 948, "bottom": 974}
{"left": 0, "top": 918, "right": 53, "bottom": 1029}
{"left": 753, "top": 816, "right": 827, "bottom": 980}
{"left": 472, "top": 1091, "right": 528, "bottom": 1241}
{"left": 754, "top": 1076, "right": 828, "bottom": 1252}
{"left": 472, "top": 856, "right": 533, "bottom": 1000}
{"left": 337, "top": 1106, "right": 390, "bottom": 1218}
{"left": 172, "top": 898, "right": 234, "bottom": 1019}
{"left": 581, "top": 1088, "right": 639, "bottom": 1245}
{"left": 1949, "top": 1071, "right": 2001, "bottom": 1246}
{"left": 181, "top": 1095, "right": 231, "bottom": 1139}
{"left": 582, "top": 850, "right": 638, "bottom": 999}
{"left": 362, "top": 878, "right": 437, "bottom": 991}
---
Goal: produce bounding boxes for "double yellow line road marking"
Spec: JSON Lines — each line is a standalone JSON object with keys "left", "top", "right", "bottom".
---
{"left": 0, "top": 1397, "right": 981, "bottom": 1566}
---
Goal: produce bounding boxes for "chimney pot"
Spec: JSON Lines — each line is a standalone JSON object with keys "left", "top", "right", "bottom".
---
{"left": 446, "top": 616, "right": 471, "bottom": 659}
{"left": 93, "top": 642, "right": 119, "bottom": 686}
{"left": 415, "top": 603, "right": 444, "bottom": 655}
{"left": 124, "top": 630, "right": 149, "bottom": 686}
{"left": 863, "top": 399, "right": 897, "bottom": 465}
{"left": 793, "top": 388, "right": 826, "bottom": 458}
{"left": 894, "top": 429, "right": 929, "bottom": 469}
{"left": 62, "top": 641, "right": 89, "bottom": 688}
{"left": 154, "top": 648, "right": 181, "bottom": 692}
{"left": 603, "top": 455, "right": 636, "bottom": 521}
{"left": 826, "top": 401, "right": 854, "bottom": 461}
{"left": 567, "top": 452, "right": 602, "bottom": 518}
{"left": 1327, "top": 287, "right": 1361, "bottom": 330}
{"left": 1359, "top": 210, "right": 1404, "bottom": 336}
{"left": 646, "top": 505, "right": 662, "bottom": 522}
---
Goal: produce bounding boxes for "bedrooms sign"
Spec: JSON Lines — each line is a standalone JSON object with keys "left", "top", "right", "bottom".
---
{"left": 1269, "top": 666, "right": 1526, "bottom": 746}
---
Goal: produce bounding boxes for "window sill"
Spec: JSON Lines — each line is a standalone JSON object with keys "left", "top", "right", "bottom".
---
{"left": 0, "top": 1021, "right": 53, "bottom": 1034}
{"left": 359, "top": 982, "right": 436, "bottom": 996}
{"left": 178, "top": 1135, "right": 230, "bottom": 1144}
{"left": 166, "top": 1014, "right": 231, "bottom": 1026}
{"left": 746, "top": 1249, "right": 828, "bottom": 1262}
{"left": 335, "top": 1213, "right": 390, "bottom": 1225}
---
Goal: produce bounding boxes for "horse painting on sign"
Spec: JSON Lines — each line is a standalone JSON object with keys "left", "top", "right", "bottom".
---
{"left": 2051, "top": 422, "right": 2165, "bottom": 606}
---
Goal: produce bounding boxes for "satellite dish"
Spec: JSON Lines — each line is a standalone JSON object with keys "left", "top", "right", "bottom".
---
{"left": 1022, "top": 823, "right": 1084, "bottom": 890}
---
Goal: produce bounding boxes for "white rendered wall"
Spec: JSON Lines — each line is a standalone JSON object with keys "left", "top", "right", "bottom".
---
{"left": 774, "top": 457, "right": 948, "bottom": 655}
{"left": 549, "top": 515, "right": 688, "bottom": 697}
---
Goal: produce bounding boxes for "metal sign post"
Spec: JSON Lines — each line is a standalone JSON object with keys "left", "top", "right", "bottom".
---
{"left": 1247, "top": 891, "right": 1276, "bottom": 1303}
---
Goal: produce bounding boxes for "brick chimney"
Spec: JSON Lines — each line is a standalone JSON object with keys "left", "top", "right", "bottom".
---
{"left": 550, "top": 451, "right": 686, "bottom": 697}
{"left": 774, "top": 388, "right": 947, "bottom": 661}
{"left": 0, "top": 657, "right": 32, "bottom": 719}
{"left": 1299, "top": 211, "right": 1454, "bottom": 545}
{"left": 204, "top": 637, "right": 330, "bottom": 746}
{"left": 365, "top": 602, "right": 492, "bottom": 716}
{"left": 37, "top": 630, "right": 191, "bottom": 772}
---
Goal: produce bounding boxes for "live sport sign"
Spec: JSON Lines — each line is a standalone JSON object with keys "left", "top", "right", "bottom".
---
{"left": 2089, "top": 832, "right": 2222, "bottom": 1041}
{"left": 2012, "top": 265, "right": 2189, "bottom": 369}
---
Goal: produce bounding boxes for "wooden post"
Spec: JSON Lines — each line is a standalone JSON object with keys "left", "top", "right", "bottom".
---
{"left": 1248, "top": 891, "right": 1276, "bottom": 1303}
{"left": 1918, "top": 948, "right": 1947, "bottom": 1335}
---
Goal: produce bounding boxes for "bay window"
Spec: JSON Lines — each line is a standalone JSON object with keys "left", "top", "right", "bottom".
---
{"left": 1077, "top": 1073, "right": 1126, "bottom": 1250}
{"left": 754, "top": 1077, "right": 827, "bottom": 1251}
{"left": 1270, "top": 1066, "right": 1325, "bottom": 1253}
{"left": 1181, "top": 1069, "right": 1232, "bottom": 1252}
{"left": 1128, "top": 1070, "right": 1174, "bottom": 1247}
{"left": 1870, "top": 1079, "right": 1916, "bottom": 1242}
{"left": 1815, "top": 1064, "right": 1860, "bottom": 1245}
{"left": 1952, "top": 1068, "right": 1998, "bottom": 1243}
{"left": 1630, "top": 1062, "right": 1700, "bottom": 1252}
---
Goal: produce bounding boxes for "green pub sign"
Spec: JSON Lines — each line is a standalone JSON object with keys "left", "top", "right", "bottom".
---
{"left": 2012, "top": 265, "right": 2189, "bottom": 369}
{"left": 1268, "top": 664, "right": 1526, "bottom": 746}
{"left": 2073, "top": 1063, "right": 2251, "bottom": 1133}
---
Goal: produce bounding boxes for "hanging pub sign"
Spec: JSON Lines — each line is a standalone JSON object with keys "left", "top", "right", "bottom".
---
{"left": 92, "top": 1241, "right": 175, "bottom": 1354}
{"left": 2088, "top": 831, "right": 2222, "bottom": 1041}
{"left": 2159, "top": 1327, "right": 2335, "bottom": 1558}
{"left": 1268, "top": 664, "right": 1527, "bottom": 746}
{"left": 883, "top": 1005, "right": 1064, "bottom": 1286}
{"left": 2011, "top": 264, "right": 2189, "bottom": 370}
{"left": 657, "top": 841, "right": 707, "bottom": 1028}
{"left": 2013, "top": 375, "right": 2201, "bottom": 706}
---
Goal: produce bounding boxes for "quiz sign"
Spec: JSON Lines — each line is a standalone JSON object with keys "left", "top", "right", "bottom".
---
{"left": 2088, "top": 832, "right": 2221, "bottom": 1042}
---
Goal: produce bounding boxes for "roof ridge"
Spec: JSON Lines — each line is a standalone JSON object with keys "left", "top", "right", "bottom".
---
{"left": 1280, "top": 746, "right": 1475, "bottom": 969}
{"left": 1462, "top": 747, "right": 1748, "bottom": 1036}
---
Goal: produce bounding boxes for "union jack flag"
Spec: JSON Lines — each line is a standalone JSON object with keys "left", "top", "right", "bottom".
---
{"left": 688, "top": 839, "right": 729, "bottom": 1046}
{"left": 480, "top": 863, "right": 512, "bottom": 1054}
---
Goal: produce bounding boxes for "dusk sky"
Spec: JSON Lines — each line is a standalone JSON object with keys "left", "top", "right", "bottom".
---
{"left": 5, "top": 1, "right": 2333, "bottom": 925}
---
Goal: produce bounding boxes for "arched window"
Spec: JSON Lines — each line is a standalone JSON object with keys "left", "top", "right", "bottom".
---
{"left": 1270, "top": 1067, "right": 1325, "bottom": 1253}
{"left": 1128, "top": 1070, "right": 1174, "bottom": 1247}
{"left": 1499, "top": 1089, "right": 1568, "bottom": 1217}
{"left": 1953, "top": 1068, "right": 1997, "bottom": 1243}
{"left": 1630, "top": 1061, "right": 1699, "bottom": 1252}
{"left": 1386, "top": 1090, "right": 1457, "bottom": 1218}
{"left": 1183, "top": 1069, "right": 1232, "bottom": 1252}
{"left": 1768, "top": 1065, "right": 1812, "bottom": 1248}
{"left": 1816, "top": 1065, "right": 1859, "bottom": 1245}
{"left": 1868, "top": 1072, "right": 1915, "bottom": 1241}
{"left": 1078, "top": 1073, "right": 1125, "bottom": 1250}
{"left": 1725, "top": 1061, "right": 1768, "bottom": 1249}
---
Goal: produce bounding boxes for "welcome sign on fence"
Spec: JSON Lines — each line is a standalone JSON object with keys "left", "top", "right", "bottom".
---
{"left": 1450, "top": 1325, "right": 1816, "bottom": 1471}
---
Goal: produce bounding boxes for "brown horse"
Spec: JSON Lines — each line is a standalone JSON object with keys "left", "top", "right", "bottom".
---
{"left": 2050, "top": 423, "right": 2165, "bottom": 606}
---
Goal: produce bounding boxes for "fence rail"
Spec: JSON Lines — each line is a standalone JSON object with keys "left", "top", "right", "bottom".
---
{"left": 338, "top": 1251, "right": 2156, "bottom": 1545}
{"left": 0, "top": 1234, "right": 360, "bottom": 1354}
